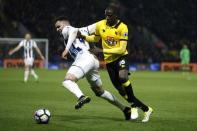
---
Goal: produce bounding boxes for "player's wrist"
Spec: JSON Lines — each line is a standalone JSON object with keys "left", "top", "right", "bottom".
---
{"left": 82, "top": 35, "right": 86, "bottom": 40}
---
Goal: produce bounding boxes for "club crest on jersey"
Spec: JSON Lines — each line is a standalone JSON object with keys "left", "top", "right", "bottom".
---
{"left": 105, "top": 36, "right": 117, "bottom": 46}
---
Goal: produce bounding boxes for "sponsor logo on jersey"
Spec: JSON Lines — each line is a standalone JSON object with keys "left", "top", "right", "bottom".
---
{"left": 105, "top": 36, "right": 117, "bottom": 46}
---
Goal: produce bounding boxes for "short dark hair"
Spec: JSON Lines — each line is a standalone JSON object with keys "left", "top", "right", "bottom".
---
{"left": 105, "top": 5, "right": 119, "bottom": 16}
{"left": 54, "top": 16, "right": 69, "bottom": 23}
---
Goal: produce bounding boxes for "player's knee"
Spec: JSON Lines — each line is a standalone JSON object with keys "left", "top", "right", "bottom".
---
{"left": 119, "top": 75, "right": 128, "bottom": 83}
{"left": 62, "top": 80, "right": 67, "bottom": 89}
{"left": 65, "top": 73, "right": 77, "bottom": 82}
{"left": 119, "top": 70, "right": 129, "bottom": 83}
{"left": 89, "top": 78, "right": 103, "bottom": 89}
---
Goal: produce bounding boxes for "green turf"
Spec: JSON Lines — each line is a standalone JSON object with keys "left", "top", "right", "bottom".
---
{"left": 0, "top": 68, "right": 197, "bottom": 131}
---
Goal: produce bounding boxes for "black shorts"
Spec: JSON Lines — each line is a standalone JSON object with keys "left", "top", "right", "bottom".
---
{"left": 106, "top": 55, "right": 129, "bottom": 71}
{"left": 106, "top": 55, "right": 129, "bottom": 90}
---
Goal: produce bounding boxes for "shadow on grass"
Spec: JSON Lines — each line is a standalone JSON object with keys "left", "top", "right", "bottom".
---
{"left": 54, "top": 114, "right": 124, "bottom": 122}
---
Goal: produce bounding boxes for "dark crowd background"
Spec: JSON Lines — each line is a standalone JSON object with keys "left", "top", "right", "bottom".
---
{"left": 0, "top": 0, "right": 197, "bottom": 64}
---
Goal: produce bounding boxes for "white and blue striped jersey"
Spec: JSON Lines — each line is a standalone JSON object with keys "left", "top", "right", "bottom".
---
{"left": 61, "top": 25, "right": 95, "bottom": 59}
{"left": 19, "top": 39, "right": 37, "bottom": 59}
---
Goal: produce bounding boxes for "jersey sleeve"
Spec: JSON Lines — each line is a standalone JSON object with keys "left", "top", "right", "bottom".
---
{"left": 19, "top": 40, "right": 24, "bottom": 47}
{"left": 62, "top": 26, "right": 70, "bottom": 39}
{"left": 119, "top": 24, "right": 128, "bottom": 41}
{"left": 65, "top": 26, "right": 78, "bottom": 51}
{"left": 79, "top": 23, "right": 96, "bottom": 35}
{"left": 33, "top": 41, "right": 38, "bottom": 48}
{"left": 95, "top": 21, "right": 101, "bottom": 36}
{"left": 87, "top": 23, "right": 96, "bottom": 35}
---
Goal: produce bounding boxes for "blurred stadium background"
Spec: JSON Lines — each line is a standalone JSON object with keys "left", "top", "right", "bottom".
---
{"left": 0, "top": 0, "right": 197, "bottom": 70}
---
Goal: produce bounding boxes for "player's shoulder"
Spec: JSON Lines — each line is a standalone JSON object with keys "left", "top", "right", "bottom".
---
{"left": 62, "top": 26, "right": 71, "bottom": 34}
{"left": 119, "top": 21, "right": 128, "bottom": 29}
{"left": 30, "top": 39, "right": 36, "bottom": 42}
{"left": 19, "top": 39, "right": 25, "bottom": 44}
{"left": 31, "top": 40, "right": 37, "bottom": 45}
{"left": 62, "top": 26, "right": 73, "bottom": 39}
{"left": 96, "top": 19, "right": 106, "bottom": 26}
{"left": 21, "top": 39, "right": 26, "bottom": 42}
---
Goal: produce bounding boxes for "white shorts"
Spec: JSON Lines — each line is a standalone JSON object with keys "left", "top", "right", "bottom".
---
{"left": 67, "top": 52, "right": 102, "bottom": 87}
{"left": 24, "top": 58, "right": 34, "bottom": 66}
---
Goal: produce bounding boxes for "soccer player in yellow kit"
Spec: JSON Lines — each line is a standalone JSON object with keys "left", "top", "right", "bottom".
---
{"left": 78, "top": 5, "right": 153, "bottom": 122}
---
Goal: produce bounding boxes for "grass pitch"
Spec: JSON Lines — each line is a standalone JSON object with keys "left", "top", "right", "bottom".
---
{"left": 0, "top": 68, "right": 197, "bottom": 131}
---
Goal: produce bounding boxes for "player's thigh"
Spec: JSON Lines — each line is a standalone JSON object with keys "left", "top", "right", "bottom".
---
{"left": 119, "top": 69, "right": 129, "bottom": 81}
{"left": 24, "top": 58, "right": 34, "bottom": 66}
{"left": 24, "top": 59, "right": 33, "bottom": 70}
{"left": 72, "top": 54, "right": 96, "bottom": 74}
{"left": 118, "top": 55, "right": 130, "bottom": 81}
{"left": 181, "top": 59, "right": 189, "bottom": 65}
{"left": 106, "top": 62, "right": 120, "bottom": 87}
{"left": 66, "top": 65, "right": 85, "bottom": 80}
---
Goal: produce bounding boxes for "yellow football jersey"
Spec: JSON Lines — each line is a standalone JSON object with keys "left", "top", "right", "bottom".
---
{"left": 95, "top": 19, "right": 128, "bottom": 63}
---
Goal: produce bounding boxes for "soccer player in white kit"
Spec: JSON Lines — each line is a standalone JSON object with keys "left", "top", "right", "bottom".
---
{"left": 9, "top": 33, "right": 45, "bottom": 82}
{"left": 54, "top": 16, "right": 132, "bottom": 120}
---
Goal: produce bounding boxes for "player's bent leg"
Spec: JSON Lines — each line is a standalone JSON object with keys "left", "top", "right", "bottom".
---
{"left": 119, "top": 69, "right": 139, "bottom": 120}
{"left": 87, "top": 75, "right": 131, "bottom": 120}
{"left": 62, "top": 69, "right": 91, "bottom": 109}
{"left": 92, "top": 85, "right": 132, "bottom": 120}
{"left": 119, "top": 69, "right": 153, "bottom": 121}
{"left": 30, "top": 66, "right": 39, "bottom": 81}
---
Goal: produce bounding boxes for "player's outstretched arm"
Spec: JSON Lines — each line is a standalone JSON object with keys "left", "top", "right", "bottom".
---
{"left": 103, "top": 41, "right": 127, "bottom": 54}
{"left": 35, "top": 47, "right": 45, "bottom": 60}
{"left": 77, "top": 31, "right": 100, "bottom": 43}
{"left": 85, "top": 34, "right": 100, "bottom": 43}
{"left": 66, "top": 28, "right": 78, "bottom": 51}
{"left": 8, "top": 45, "right": 22, "bottom": 55}
{"left": 77, "top": 23, "right": 100, "bottom": 43}
{"left": 61, "top": 27, "right": 78, "bottom": 60}
{"left": 61, "top": 48, "right": 68, "bottom": 60}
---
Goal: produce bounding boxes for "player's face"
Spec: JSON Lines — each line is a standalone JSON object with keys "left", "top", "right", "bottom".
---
{"left": 105, "top": 8, "right": 117, "bottom": 26}
{"left": 25, "top": 34, "right": 31, "bottom": 40}
{"left": 55, "top": 21, "right": 65, "bottom": 34}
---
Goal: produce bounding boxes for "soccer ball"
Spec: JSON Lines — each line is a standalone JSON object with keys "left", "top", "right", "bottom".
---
{"left": 34, "top": 109, "right": 51, "bottom": 124}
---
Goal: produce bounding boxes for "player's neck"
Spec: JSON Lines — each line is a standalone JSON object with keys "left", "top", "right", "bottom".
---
{"left": 107, "top": 19, "right": 118, "bottom": 26}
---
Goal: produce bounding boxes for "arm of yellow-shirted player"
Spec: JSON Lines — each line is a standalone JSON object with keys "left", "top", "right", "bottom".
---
{"left": 84, "top": 22, "right": 101, "bottom": 43}
{"left": 103, "top": 41, "right": 127, "bottom": 54}
{"left": 85, "top": 35, "right": 100, "bottom": 43}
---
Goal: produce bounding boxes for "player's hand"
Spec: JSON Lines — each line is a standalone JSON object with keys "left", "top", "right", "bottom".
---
{"left": 61, "top": 49, "right": 68, "bottom": 60}
{"left": 77, "top": 31, "right": 86, "bottom": 40}
{"left": 90, "top": 46, "right": 103, "bottom": 54}
{"left": 62, "top": 54, "right": 67, "bottom": 60}
{"left": 8, "top": 50, "right": 13, "bottom": 55}
{"left": 41, "top": 56, "right": 45, "bottom": 60}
